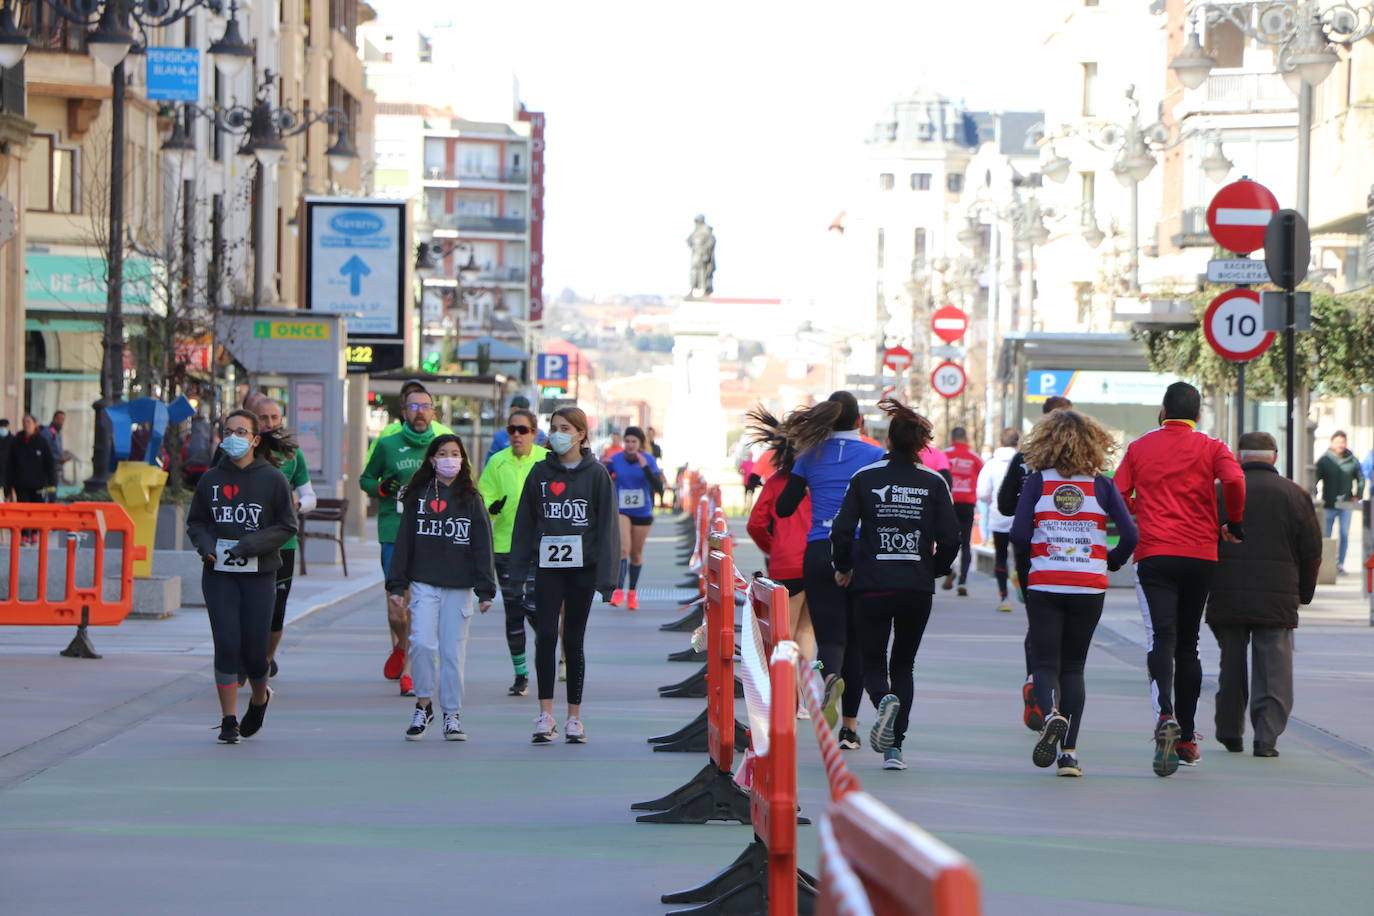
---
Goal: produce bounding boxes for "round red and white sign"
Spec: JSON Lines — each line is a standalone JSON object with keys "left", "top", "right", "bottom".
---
{"left": 1206, "top": 180, "right": 1279, "bottom": 255}
{"left": 1203, "top": 288, "right": 1275, "bottom": 362}
{"left": 930, "top": 362, "right": 966, "bottom": 399}
{"left": 931, "top": 305, "right": 969, "bottom": 343}
{"left": 883, "top": 346, "right": 913, "bottom": 373}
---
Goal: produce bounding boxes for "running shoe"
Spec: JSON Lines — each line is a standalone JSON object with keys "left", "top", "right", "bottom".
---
{"left": 820, "top": 674, "right": 843, "bottom": 729}
{"left": 837, "top": 727, "right": 861, "bottom": 750}
{"left": 217, "top": 715, "right": 240, "bottom": 744}
{"left": 942, "top": 574, "right": 955, "bottom": 591}
{"left": 399, "top": 675, "right": 415, "bottom": 697}
{"left": 532, "top": 711, "right": 558, "bottom": 744}
{"left": 796, "top": 706, "right": 811, "bottom": 721}
{"left": 997, "top": 594, "right": 1012, "bottom": 613}
{"left": 565, "top": 717, "right": 587, "bottom": 744}
{"left": 443, "top": 713, "right": 466, "bottom": 741}
{"left": 508, "top": 674, "right": 529, "bottom": 697}
{"left": 882, "top": 747, "right": 907, "bottom": 770}
{"left": 405, "top": 704, "right": 432, "bottom": 741}
{"left": 609, "top": 588, "right": 624, "bottom": 607}
{"left": 1056, "top": 753, "right": 1082, "bottom": 777}
{"left": 869, "top": 694, "right": 900, "bottom": 753}
{"left": 1177, "top": 740, "right": 1201, "bottom": 767}
{"left": 1022, "top": 678, "right": 1043, "bottom": 731}
{"left": 383, "top": 646, "right": 404, "bottom": 680}
{"left": 239, "top": 686, "right": 273, "bottom": 738}
{"left": 1253, "top": 745, "right": 1280, "bottom": 758}
{"left": 957, "top": 584, "right": 968, "bottom": 597}
{"left": 1153, "top": 715, "right": 1182, "bottom": 777}
{"left": 1033, "top": 713, "right": 1069, "bottom": 768}
{"left": 627, "top": 590, "right": 639, "bottom": 611}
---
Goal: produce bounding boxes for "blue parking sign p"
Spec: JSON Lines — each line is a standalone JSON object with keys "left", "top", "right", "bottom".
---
{"left": 538, "top": 353, "right": 568, "bottom": 382}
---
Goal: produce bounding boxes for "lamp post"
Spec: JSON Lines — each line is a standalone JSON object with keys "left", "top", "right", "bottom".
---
{"left": 415, "top": 240, "right": 482, "bottom": 371}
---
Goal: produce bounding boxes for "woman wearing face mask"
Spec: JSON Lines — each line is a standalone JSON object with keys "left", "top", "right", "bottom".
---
{"left": 509, "top": 407, "right": 620, "bottom": 744}
{"left": 185, "top": 410, "right": 298, "bottom": 744}
{"left": 387, "top": 435, "right": 497, "bottom": 741}
{"left": 606, "top": 426, "right": 663, "bottom": 610}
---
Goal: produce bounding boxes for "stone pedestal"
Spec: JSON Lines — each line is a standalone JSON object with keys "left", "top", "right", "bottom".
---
{"left": 154, "top": 503, "right": 187, "bottom": 551}
{"left": 666, "top": 305, "right": 729, "bottom": 473}
{"left": 154, "top": 549, "right": 206, "bottom": 606}
{"left": 128, "top": 575, "right": 181, "bottom": 620}
{"left": 1319, "top": 536, "right": 1340, "bottom": 585}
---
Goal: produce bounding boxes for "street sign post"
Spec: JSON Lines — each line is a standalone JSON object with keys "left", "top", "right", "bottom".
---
{"left": 1205, "top": 258, "right": 1271, "bottom": 285}
{"left": 929, "top": 344, "right": 967, "bottom": 360}
{"left": 1263, "top": 208, "right": 1313, "bottom": 480}
{"left": 930, "top": 362, "right": 966, "bottom": 399}
{"left": 931, "top": 305, "right": 969, "bottom": 343}
{"left": 1207, "top": 179, "right": 1279, "bottom": 255}
{"left": 883, "top": 346, "right": 913, "bottom": 373}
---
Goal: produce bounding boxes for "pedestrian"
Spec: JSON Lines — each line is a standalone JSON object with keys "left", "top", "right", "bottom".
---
{"left": 477, "top": 407, "right": 550, "bottom": 696}
{"left": 0, "top": 418, "right": 13, "bottom": 501}
{"left": 745, "top": 406, "right": 816, "bottom": 665}
{"left": 607, "top": 426, "right": 663, "bottom": 609}
{"left": 1314, "top": 430, "right": 1362, "bottom": 575}
{"left": 646, "top": 426, "right": 667, "bottom": 511}
{"left": 254, "top": 399, "right": 318, "bottom": 678}
{"left": 599, "top": 432, "right": 623, "bottom": 465}
{"left": 485, "top": 395, "right": 550, "bottom": 462}
{"left": 38, "top": 410, "right": 69, "bottom": 473}
{"left": 976, "top": 427, "right": 1020, "bottom": 613}
{"left": 1207, "top": 432, "right": 1321, "bottom": 758}
{"left": 8, "top": 415, "right": 57, "bottom": 545}
{"left": 775, "top": 391, "right": 886, "bottom": 747}
{"left": 1012, "top": 410, "right": 1138, "bottom": 778}
{"left": 941, "top": 426, "right": 983, "bottom": 596}
{"left": 977, "top": 444, "right": 994, "bottom": 543}
{"left": 185, "top": 410, "right": 298, "bottom": 744}
{"left": 360, "top": 387, "right": 439, "bottom": 697}
{"left": 387, "top": 434, "right": 497, "bottom": 741}
{"left": 365, "top": 380, "right": 452, "bottom": 465}
{"left": 1115, "top": 382, "right": 1246, "bottom": 776}
{"left": 996, "top": 395, "right": 1073, "bottom": 732}
{"left": 509, "top": 406, "right": 620, "bottom": 744}
{"left": 830, "top": 399, "right": 960, "bottom": 771}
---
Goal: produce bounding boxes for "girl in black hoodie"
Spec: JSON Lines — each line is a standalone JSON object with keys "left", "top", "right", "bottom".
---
{"left": 186, "top": 410, "right": 298, "bottom": 744}
{"left": 386, "top": 435, "right": 496, "bottom": 742}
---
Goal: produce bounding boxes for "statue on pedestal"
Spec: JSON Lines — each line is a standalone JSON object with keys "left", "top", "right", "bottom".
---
{"left": 686, "top": 215, "right": 716, "bottom": 300}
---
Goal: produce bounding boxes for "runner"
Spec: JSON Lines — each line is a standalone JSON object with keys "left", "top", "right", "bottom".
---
{"left": 942, "top": 426, "right": 983, "bottom": 596}
{"left": 185, "top": 410, "right": 298, "bottom": 744}
{"left": 1011, "top": 409, "right": 1138, "bottom": 778}
{"left": 607, "top": 426, "right": 662, "bottom": 609}
{"left": 775, "top": 391, "right": 885, "bottom": 746}
{"left": 646, "top": 426, "right": 667, "bottom": 511}
{"left": 360, "top": 387, "right": 439, "bottom": 697}
{"left": 478, "top": 407, "right": 550, "bottom": 696}
{"left": 745, "top": 406, "right": 816, "bottom": 667}
{"left": 1115, "top": 382, "right": 1245, "bottom": 776}
{"left": 255, "top": 399, "right": 318, "bottom": 678}
{"left": 509, "top": 407, "right": 620, "bottom": 744}
{"left": 485, "top": 395, "right": 550, "bottom": 461}
{"left": 386, "top": 434, "right": 497, "bottom": 741}
{"left": 976, "top": 428, "right": 1020, "bottom": 613}
{"left": 366, "top": 380, "right": 452, "bottom": 463}
{"left": 830, "top": 399, "right": 960, "bottom": 771}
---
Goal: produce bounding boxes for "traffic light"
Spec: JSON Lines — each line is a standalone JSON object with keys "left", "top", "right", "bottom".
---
{"left": 421, "top": 351, "right": 441, "bottom": 373}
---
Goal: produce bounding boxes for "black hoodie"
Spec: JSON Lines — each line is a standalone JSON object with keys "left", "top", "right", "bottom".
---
{"left": 385, "top": 480, "right": 497, "bottom": 600}
{"left": 508, "top": 449, "right": 620, "bottom": 593}
{"left": 186, "top": 456, "right": 297, "bottom": 573}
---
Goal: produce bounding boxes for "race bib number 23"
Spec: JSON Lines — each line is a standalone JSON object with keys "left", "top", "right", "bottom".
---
{"left": 214, "top": 538, "right": 258, "bottom": 573}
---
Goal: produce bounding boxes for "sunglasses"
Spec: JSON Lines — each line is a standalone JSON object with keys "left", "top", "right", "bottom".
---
{"left": 507, "top": 425, "right": 532, "bottom": 435}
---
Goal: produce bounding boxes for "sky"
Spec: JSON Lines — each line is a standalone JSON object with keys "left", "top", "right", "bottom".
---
{"left": 367, "top": 0, "right": 1055, "bottom": 299}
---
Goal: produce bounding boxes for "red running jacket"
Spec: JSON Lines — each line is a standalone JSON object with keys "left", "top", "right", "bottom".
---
{"left": 943, "top": 442, "right": 983, "bottom": 505}
{"left": 747, "top": 470, "right": 811, "bottom": 581}
{"left": 1114, "top": 420, "right": 1246, "bottom": 562}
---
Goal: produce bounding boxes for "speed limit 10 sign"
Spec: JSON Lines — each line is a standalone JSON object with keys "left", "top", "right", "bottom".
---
{"left": 930, "top": 362, "right": 966, "bottom": 399}
{"left": 1203, "top": 288, "right": 1276, "bottom": 362}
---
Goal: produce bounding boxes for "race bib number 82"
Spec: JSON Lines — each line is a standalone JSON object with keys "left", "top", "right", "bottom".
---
{"left": 619, "top": 489, "right": 645, "bottom": 510}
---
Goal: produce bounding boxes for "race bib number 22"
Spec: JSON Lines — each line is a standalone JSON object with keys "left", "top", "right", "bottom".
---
{"left": 539, "top": 535, "right": 584, "bottom": 568}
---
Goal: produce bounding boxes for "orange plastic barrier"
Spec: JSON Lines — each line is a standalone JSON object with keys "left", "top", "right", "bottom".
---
{"left": 705, "top": 511, "right": 736, "bottom": 775}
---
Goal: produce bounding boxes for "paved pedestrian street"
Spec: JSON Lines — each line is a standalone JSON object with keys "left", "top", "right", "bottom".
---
{"left": 3, "top": 523, "right": 1371, "bottom": 915}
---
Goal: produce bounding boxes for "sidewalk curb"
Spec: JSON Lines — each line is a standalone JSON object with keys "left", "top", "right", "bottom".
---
{"left": 285, "top": 572, "right": 385, "bottom": 628}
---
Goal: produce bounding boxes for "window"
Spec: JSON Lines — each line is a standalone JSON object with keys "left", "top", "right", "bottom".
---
{"left": 330, "top": 0, "right": 357, "bottom": 45}
{"left": 1205, "top": 20, "right": 1244, "bottom": 69}
{"left": 19, "top": 4, "right": 86, "bottom": 53}
{"left": 946, "top": 173, "right": 964, "bottom": 194}
{"left": 24, "top": 134, "right": 78, "bottom": 213}
{"left": 910, "top": 173, "right": 931, "bottom": 191}
{"left": 913, "top": 228, "right": 926, "bottom": 269}
{"left": 878, "top": 173, "right": 895, "bottom": 191}
{"left": 1080, "top": 171, "right": 1096, "bottom": 205}
{"left": 876, "top": 228, "right": 885, "bottom": 269}
{"left": 209, "top": 194, "right": 224, "bottom": 308}
{"left": 1084, "top": 0, "right": 1099, "bottom": 6}
{"left": 1075, "top": 283, "right": 1094, "bottom": 325}
{"left": 1081, "top": 62, "right": 1098, "bottom": 117}
{"left": 327, "top": 79, "right": 361, "bottom": 157}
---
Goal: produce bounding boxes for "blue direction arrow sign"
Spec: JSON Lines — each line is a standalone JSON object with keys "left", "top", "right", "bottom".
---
{"left": 340, "top": 255, "right": 371, "bottom": 295}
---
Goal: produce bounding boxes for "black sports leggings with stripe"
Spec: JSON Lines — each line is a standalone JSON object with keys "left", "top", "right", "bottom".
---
{"left": 1026, "top": 589, "right": 1104, "bottom": 750}
{"left": 855, "top": 591, "right": 933, "bottom": 748}
{"left": 203, "top": 567, "right": 276, "bottom": 687}
{"left": 803, "top": 539, "right": 864, "bottom": 719}
{"left": 533, "top": 566, "right": 596, "bottom": 705}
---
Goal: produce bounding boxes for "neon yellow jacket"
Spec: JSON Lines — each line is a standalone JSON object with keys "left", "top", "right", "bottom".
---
{"left": 478, "top": 444, "right": 550, "bottom": 553}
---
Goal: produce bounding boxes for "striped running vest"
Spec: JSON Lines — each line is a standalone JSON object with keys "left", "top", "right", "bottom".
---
{"left": 1028, "top": 470, "right": 1109, "bottom": 594}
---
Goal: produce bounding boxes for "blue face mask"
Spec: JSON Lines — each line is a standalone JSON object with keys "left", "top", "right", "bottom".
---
{"left": 221, "top": 434, "right": 253, "bottom": 459}
{"left": 548, "top": 431, "right": 576, "bottom": 456}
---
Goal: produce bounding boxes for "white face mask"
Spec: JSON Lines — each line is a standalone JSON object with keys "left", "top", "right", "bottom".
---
{"left": 549, "top": 431, "right": 577, "bottom": 456}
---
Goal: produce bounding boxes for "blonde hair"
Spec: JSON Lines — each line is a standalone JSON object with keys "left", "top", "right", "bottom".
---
{"left": 1019, "top": 409, "right": 1116, "bottom": 478}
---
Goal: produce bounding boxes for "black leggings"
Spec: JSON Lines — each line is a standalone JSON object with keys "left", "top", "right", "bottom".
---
{"left": 271, "top": 548, "right": 295, "bottom": 632}
{"left": 803, "top": 539, "right": 863, "bottom": 719}
{"left": 953, "top": 503, "right": 976, "bottom": 584}
{"left": 534, "top": 566, "right": 596, "bottom": 705}
{"left": 203, "top": 567, "right": 276, "bottom": 687}
{"left": 1136, "top": 556, "right": 1214, "bottom": 740}
{"left": 992, "top": 532, "right": 1010, "bottom": 596}
{"left": 856, "top": 591, "right": 933, "bottom": 748}
{"left": 1026, "top": 589, "right": 1104, "bottom": 749}
{"left": 496, "top": 553, "right": 537, "bottom": 667}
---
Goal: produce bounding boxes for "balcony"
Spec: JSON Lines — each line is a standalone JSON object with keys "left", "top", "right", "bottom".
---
{"left": 1188, "top": 72, "right": 1295, "bottom": 115}
{"left": 423, "top": 167, "right": 529, "bottom": 185}
{"left": 1170, "top": 207, "right": 1213, "bottom": 249}
{"left": 428, "top": 214, "right": 529, "bottom": 235}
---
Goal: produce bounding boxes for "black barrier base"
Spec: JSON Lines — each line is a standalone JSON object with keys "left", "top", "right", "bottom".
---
{"left": 677, "top": 575, "right": 702, "bottom": 590}
{"left": 660, "top": 604, "right": 705, "bottom": 632}
{"left": 649, "top": 709, "right": 749, "bottom": 754}
{"left": 667, "top": 646, "right": 708, "bottom": 663}
{"left": 664, "top": 846, "right": 818, "bottom": 916}
{"left": 648, "top": 708, "right": 708, "bottom": 744}
{"left": 632, "top": 762, "right": 751, "bottom": 825}
{"left": 658, "top": 665, "right": 744, "bottom": 699}
{"left": 59, "top": 615, "right": 101, "bottom": 660}
{"left": 662, "top": 837, "right": 767, "bottom": 903}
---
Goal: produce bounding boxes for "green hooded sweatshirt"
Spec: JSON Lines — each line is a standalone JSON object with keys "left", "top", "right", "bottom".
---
{"left": 360, "top": 423, "right": 436, "bottom": 543}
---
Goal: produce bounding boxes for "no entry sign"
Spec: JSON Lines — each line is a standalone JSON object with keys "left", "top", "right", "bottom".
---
{"left": 930, "top": 362, "right": 966, "bottom": 399}
{"left": 1203, "top": 288, "right": 1275, "bottom": 362}
{"left": 883, "top": 346, "right": 913, "bottom": 373}
{"left": 931, "top": 305, "right": 969, "bottom": 343}
{"left": 1207, "top": 180, "right": 1279, "bottom": 255}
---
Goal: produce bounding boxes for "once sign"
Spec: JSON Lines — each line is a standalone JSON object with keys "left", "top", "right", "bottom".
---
{"left": 1203, "top": 288, "right": 1275, "bottom": 362}
{"left": 930, "top": 362, "right": 966, "bottom": 399}
{"left": 1206, "top": 179, "right": 1279, "bottom": 255}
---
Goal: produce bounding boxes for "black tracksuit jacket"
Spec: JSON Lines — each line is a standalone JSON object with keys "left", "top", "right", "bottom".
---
{"left": 186, "top": 456, "right": 297, "bottom": 573}
{"left": 385, "top": 481, "right": 497, "bottom": 600}
{"left": 508, "top": 450, "right": 621, "bottom": 593}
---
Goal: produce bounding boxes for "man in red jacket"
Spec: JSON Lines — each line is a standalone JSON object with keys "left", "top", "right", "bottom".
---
{"left": 1115, "top": 382, "right": 1246, "bottom": 778}
{"left": 942, "top": 426, "right": 982, "bottom": 596}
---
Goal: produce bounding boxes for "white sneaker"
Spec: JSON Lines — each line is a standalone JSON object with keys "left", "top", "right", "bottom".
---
{"left": 796, "top": 706, "right": 811, "bottom": 720}
{"left": 532, "top": 711, "right": 557, "bottom": 744}
{"left": 443, "top": 713, "right": 466, "bottom": 741}
{"left": 565, "top": 716, "right": 587, "bottom": 744}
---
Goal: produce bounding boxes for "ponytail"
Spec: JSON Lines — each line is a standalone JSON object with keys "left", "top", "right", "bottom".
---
{"left": 877, "top": 398, "right": 933, "bottom": 462}
{"left": 745, "top": 404, "right": 798, "bottom": 474}
{"left": 782, "top": 390, "right": 862, "bottom": 456}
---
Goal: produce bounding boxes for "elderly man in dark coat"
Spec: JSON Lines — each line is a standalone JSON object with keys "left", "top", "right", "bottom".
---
{"left": 1207, "top": 431, "right": 1322, "bottom": 758}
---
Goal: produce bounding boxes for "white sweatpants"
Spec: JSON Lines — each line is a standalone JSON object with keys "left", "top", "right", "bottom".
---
{"left": 407, "top": 582, "right": 474, "bottom": 714}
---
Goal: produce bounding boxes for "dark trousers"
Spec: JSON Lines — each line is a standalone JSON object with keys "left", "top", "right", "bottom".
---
{"left": 992, "top": 531, "right": 1010, "bottom": 596}
{"left": 202, "top": 567, "right": 276, "bottom": 687}
{"left": 1135, "top": 556, "right": 1214, "bottom": 740}
{"left": 1210, "top": 624, "right": 1294, "bottom": 749}
{"left": 271, "top": 548, "right": 295, "bottom": 632}
{"left": 953, "top": 503, "right": 976, "bottom": 583}
{"left": 495, "top": 553, "right": 536, "bottom": 665}
{"left": 803, "top": 539, "right": 864, "bottom": 719}
{"left": 855, "top": 591, "right": 932, "bottom": 748}
{"left": 1026, "top": 589, "right": 1104, "bottom": 749}
{"left": 533, "top": 566, "right": 596, "bottom": 705}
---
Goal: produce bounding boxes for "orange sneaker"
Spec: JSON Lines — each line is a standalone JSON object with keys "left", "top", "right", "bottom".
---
{"left": 609, "top": 588, "right": 624, "bottom": 607}
{"left": 627, "top": 590, "right": 639, "bottom": 610}
{"left": 383, "top": 646, "right": 404, "bottom": 680}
